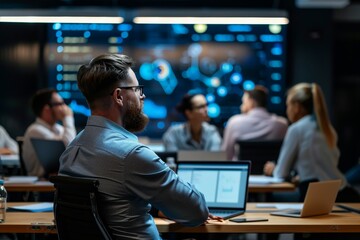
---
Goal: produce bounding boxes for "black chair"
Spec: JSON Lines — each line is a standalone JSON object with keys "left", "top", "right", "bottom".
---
{"left": 49, "top": 175, "right": 112, "bottom": 240}
{"left": 236, "top": 140, "right": 283, "bottom": 174}
{"left": 16, "top": 136, "right": 27, "bottom": 176}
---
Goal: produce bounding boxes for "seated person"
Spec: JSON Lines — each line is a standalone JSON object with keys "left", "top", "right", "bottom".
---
{"left": 264, "top": 83, "right": 360, "bottom": 202}
{"left": 0, "top": 125, "right": 18, "bottom": 155}
{"left": 59, "top": 54, "right": 214, "bottom": 239}
{"left": 22, "top": 88, "right": 76, "bottom": 177}
{"left": 162, "top": 92, "right": 222, "bottom": 151}
{"left": 222, "top": 85, "right": 288, "bottom": 160}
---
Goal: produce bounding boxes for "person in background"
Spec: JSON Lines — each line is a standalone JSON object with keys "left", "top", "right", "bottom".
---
{"left": 0, "top": 125, "right": 18, "bottom": 155}
{"left": 59, "top": 54, "right": 212, "bottom": 239}
{"left": 264, "top": 83, "right": 360, "bottom": 202}
{"left": 162, "top": 92, "right": 222, "bottom": 151}
{"left": 222, "top": 85, "right": 288, "bottom": 160}
{"left": 22, "top": 88, "right": 76, "bottom": 177}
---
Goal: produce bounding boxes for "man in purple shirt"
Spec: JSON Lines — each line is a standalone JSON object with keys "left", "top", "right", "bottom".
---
{"left": 222, "top": 85, "right": 288, "bottom": 160}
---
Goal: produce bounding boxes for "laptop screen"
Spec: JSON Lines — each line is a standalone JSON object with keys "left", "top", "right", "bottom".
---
{"left": 177, "top": 161, "right": 250, "bottom": 209}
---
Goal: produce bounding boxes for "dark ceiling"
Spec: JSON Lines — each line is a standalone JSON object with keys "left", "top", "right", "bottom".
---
{"left": 0, "top": 0, "right": 292, "bottom": 9}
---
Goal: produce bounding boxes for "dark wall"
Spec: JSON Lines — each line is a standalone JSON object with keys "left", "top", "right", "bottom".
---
{"left": 0, "top": 23, "right": 47, "bottom": 137}
{"left": 333, "top": 22, "right": 360, "bottom": 171}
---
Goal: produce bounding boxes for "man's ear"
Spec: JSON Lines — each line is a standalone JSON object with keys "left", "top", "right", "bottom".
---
{"left": 113, "top": 88, "right": 123, "bottom": 105}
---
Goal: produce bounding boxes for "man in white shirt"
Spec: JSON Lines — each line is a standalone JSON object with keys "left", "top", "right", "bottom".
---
{"left": 22, "top": 88, "right": 76, "bottom": 177}
{"left": 222, "top": 85, "right": 288, "bottom": 160}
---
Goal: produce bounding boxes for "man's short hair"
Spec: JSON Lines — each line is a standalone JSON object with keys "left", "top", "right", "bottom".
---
{"left": 31, "top": 88, "right": 57, "bottom": 117}
{"left": 77, "top": 54, "right": 134, "bottom": 106}
{"left": 245, "top": 85, "right": 268, "bottom": 108}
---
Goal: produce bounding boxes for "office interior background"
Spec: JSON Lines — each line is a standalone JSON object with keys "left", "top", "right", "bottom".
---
{"left": 0, "top": 0, "right": 359, "bottom": 172}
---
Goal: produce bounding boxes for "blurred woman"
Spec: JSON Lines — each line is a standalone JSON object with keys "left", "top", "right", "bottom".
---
{"left": 264, "top": 83, "right": 359, "bottom": 202}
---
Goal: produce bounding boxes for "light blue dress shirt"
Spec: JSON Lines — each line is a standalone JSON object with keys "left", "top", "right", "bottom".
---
{"left": 274, "top": 115, "right": 347, "bottom": 189}
{"left": 59, "top": 116, "right": 209, "bottom": 240}
{"left": 162, "top": 122, "right": 222, "bottom": 151}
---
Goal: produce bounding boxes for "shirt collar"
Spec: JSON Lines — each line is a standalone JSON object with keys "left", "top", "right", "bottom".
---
{"left": 87, "top": 115, "right": 138, "bottom": 141}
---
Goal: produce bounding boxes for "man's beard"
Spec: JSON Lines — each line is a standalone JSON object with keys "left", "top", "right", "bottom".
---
{"left": 123, "top": 102, "right": 149, "bottom": 133}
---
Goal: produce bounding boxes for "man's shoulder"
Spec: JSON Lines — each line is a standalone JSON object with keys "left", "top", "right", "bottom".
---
{"left": 270, "top": 114, "right": 288, "bottom": 126}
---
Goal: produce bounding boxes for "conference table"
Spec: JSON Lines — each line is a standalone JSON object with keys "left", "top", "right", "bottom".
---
{"left": 4, "top": 177, "right": 296, "bottom": 193}
{"left": 1, "top": 203, "right": 359, "bottom": 235}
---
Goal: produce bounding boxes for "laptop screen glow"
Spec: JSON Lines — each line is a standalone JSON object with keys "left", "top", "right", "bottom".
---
{"left": 177, "top": 162, "right": 249, "bottom": 209}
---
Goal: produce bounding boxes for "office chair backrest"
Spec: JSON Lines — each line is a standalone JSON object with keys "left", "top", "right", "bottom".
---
{"left": 16, "top": 136, "right": 27, "bottom": 176}
{"left": 49, "top": 175, "right": 112, "bottom": 240}
{"left": 237, "top": 140, "right": 283, "bottom": 174}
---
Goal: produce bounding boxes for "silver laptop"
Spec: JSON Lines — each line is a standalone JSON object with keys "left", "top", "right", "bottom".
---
{"left": 270, "top": 180, "right": 341, "bottom": 218}
{"left": 177, "top": 161, "right": 251, "bottom": 220}
{"left": 177, "top": 150, "right": 227, "bottom": 161}
{"left": 31, "top": 138, "right": 65, "bottom": 174}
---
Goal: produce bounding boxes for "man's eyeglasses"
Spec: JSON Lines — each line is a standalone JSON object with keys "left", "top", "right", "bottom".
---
{"left": 111, "top": 85, "right": 144, "bottom": 96}
{"left": 49, "top": 102, "right": 65, "bottom": 107}
{"left": 192, "top": 103, "right": 208, "bottom": 110}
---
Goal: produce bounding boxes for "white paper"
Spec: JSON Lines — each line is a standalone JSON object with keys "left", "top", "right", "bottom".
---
{"left": 8, "top": 202, "right": 53, "bottom": 212}
{"left": 249, "top": 175, "right": 284, "bottom": 184}
{"left": 5, "top": 176, "right": 39, "bottom": 184}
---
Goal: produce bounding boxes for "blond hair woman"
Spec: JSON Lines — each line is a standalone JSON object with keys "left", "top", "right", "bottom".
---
{"left": 264, "top": 83, "right": 359, "bottom": 202}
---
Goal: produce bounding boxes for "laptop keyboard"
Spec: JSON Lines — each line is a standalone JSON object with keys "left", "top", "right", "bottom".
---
{"left": 210, "top": 209, "right": 238, "bottom": 215}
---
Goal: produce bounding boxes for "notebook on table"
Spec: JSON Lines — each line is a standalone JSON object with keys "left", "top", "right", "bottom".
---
{"left": 31, "top": 138, "right": 65, "bottom": 174}
{"left": 177, "top": 161, "right": 251, "bottom": 220}
{"left": 270, "top": 179, "right": 341, "bottom": 218}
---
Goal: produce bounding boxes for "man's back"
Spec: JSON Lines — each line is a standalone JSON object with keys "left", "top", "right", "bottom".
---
{"left": 222, "top": 108, "right": 288, "bottom": 160}
{"left": 59, "top": 116, "right": 209, "bottom": 239}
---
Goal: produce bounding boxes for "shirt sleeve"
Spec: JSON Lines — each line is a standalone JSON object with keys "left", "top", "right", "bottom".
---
{"left": 221, "top": 117, "right": 237, "bottom": 160}
{"left": 207, "top": 127, "right": 222, "bottom": 151}
{"left": 61, "top": 116, "right": 77, "bottom": 145}
{"left": 273, "top": 126, "right": 300, "bottom": 178}
{"left": 124, "top": 146, "right": 209, "bottom": 227}
{"left": 162, "top": 128, "right": 178, "bottom": 151}
{"left": 0, "top": 126, "right": 18, "bottom": 154}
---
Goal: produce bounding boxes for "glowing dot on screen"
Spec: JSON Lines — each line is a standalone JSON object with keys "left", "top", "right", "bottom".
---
{"left": 269, "top": 25, "right": 282, "bottom": 34}
{"left": 188, "top": 43, "right": 202, "bottom": 57}
{"left": 271, "top": 73, "right": 281, "bottom": 80}
{"left": 84, "top": 31, "right": 91, "bottom": 38}
{"left": 208, "top": 103, "right": 220, "bottom": 118}
{"left": 271, "top": 45, "right": 282, "bottom": 55}
{"left": 57, "top": 37, "right": 63, "bottom": 43}
{"left": 217, "top": 86, "right": 228, "bottom": 97}
{"left": 52, "top": 23, "right": 61, "bottom": 30}
{"left": 57, "top": 46, "right": 64, "bottom": 53}
{"left": 56, "top": 83, "right": 63, "bottom": 91}
{"left": 206, "top": 93, "right": 215, "bottom": 103}
{"left": 221, "top": 63, "right": 233, "bottom": 73}
{"left": 121, "top": 32, "right": 129, "bottom": 38}
{"left": 210, "top": 77, "right": 221, "bottom": 87}
{"left": 271, "top": 84, "right": 282, "bottom": 92}
{"left": 230, "top": 72, "right": 242, "bottom": 84}
{"left": 56, "top": 31, "right": 62, "bottom": 37}
{"left": 139, "top": 63, "right": 153, "bottom": 81}
{"left": 56, "top": 74, "right": 63, "bottom": 81}
{"left": 194, "top": 24, "right": 207, "bottom": 34}
{"left": 271, "top": 96, "right": 282, "bottom": 104}
{"left": 56, "top": 64, "right": 63, "bottom": 72}
{"left": 157, "top": 121, "right": 165, "bottom": 129}
{"left": 243, "top": 80, "right": 255, "bottom": 90}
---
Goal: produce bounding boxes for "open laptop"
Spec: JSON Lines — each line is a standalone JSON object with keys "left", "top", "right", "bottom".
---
{"left": 270, "top": 179, "right": 341, "bottom": 218}
{"left": 177, "top": 150, "right": 227, "bottom": 161}
{"left": 177, "top": 161, "right": 251, "bottom": 220}
{"left": 31, "top": 138, "right": 65, "bottom": 174}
